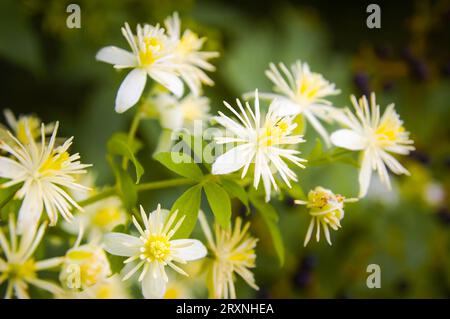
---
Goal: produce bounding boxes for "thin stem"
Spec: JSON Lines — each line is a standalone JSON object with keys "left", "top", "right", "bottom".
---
{"left": 308, "top": 148, "right": 353, "bottom": 166}
{"left": 122, "top": 109, "right": 143, "bottom": 169}
{"left": 137, "top": 178, "right": 194, "bottom": 191}
{"left": 78, "top": 178, "right": 194, "bottom": 208}
{"left": 78, "top": 187, "right": 116, "bottom": 207}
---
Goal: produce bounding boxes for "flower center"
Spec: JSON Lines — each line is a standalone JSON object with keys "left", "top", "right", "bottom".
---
{"left": 39, "top": 151, "right": 69, "bottom": 173}
{"left": 143, "top": 235, "right": 171, "bottom": 262}
{"left": 7, "top": 259, "right": 36, "bottom": 280}
{"left": 16, "top": 117, "right": 40, "bottom": 144}
{"left": 178, "top": 31, "right": 200, "bottom": 54}
{"left": 260, "top": 119, "right": 289, "bottom": 147}
{"left": 92, "top": 206, "right": 122, "bottom": 228}
{"left": 375, "top": 117, "right": 404, "bottom": 146}
{"left": 66, "top": 249, "right": 108, "bottom": 287}
{"left": 297, "top": 73, "right": 324, "bottom": 101}
{"left": 182, "top": 101, "right": 204, "bottom": 122}
{"left": 138, "top": 36, "right": 164, "bottom": 67}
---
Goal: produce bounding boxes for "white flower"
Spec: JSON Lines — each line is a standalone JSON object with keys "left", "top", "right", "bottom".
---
{"left": 164, "top": 12, "right": 219, "bottom": 96}
{"left": 96, "top": 22, "right": 183, "bottom": 113}
{"left": 212, "top": 90, "right": 307, "bottom": 202}
{"left": 2, "top": 109, "right": 54, "bottom": 145}
{"left": 103, "top": 204, "right": 207, "bottom": 299}
{"left": 330, "top": 93, "right": 414, "bottom": 197}
{"left": 63, "top": 196, "right": 127, "bottom": 242}
{"left": 154, "top": 93, "right": 210, "bottom": 133}
{"left": 60, "top": 243, "right": 111, "bottom": 290}
{"left": 295, "top": 186, "right": 357, "bottom": 246}
{"left": 255, "top": 61, "right": 340, "bottom": 146}
{"left": 0, "top": 216, "right": 64, "bottom": 299}
{"left": 199, "top": 212, "right": 258, "bottom": 299}
{"left": 0, "top": 122, "right": 91, "bottom": 233}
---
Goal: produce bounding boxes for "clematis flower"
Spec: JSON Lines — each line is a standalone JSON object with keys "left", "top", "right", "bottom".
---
{"left": 0, "top": 122, "right": 91, "bottom": 233}
{"left": 103, "top": 204, "right": 207, "bottom": 299}
{"left": 96, "top": 22, "right": 183, "bottom": 113}
{"left": 154, "top": 92, "right": 211, "bottom": 133}
{"left": 164, "top": 12, "right": 219, "bottom": 96}
{"left": 0, "top": 216, "right": 64, "bottom": 299}
{"left": 199, "top": 212, "right": 259, "bottom": 299}
{"left": 253, "top": 61, "right": 340, "bottom": 146}
{"left": 212, "top": 89, "right": 307, "bottom": 202}
{"left": 295, "top": 186, "right": 357, "bottom": 246}
{"left": 330, "top": 93, "right": 414, "bottom": 197}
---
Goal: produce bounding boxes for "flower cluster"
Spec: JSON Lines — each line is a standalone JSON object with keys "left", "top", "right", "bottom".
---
{"left": 0, "top": 12, "right": 415, "bottom": 299}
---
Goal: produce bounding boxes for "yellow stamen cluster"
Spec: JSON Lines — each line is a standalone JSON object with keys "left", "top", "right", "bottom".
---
{"left": 39, "top": 151, "right": 69, "bottom": 173}
{"left": 6, "top": 259, "right": 36, "bottom": 281}
{"left": 16, "top": 117, "right": 41, "bottom": 144}
{"left": 143, "top": 235, "right": 171, "bottom": 262}
{"left": 375, "top": 115, "right": 405, "bottom": 146}
{"left": 261, "top": 119, "right": 290, "bottom": 147}
{"left": 139, "top": 37, "right": 164, "bottom": 67}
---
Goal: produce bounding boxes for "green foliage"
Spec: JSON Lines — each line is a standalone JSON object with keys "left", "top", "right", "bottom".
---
{"left": 203, "top": 181, "right": 231, "bottom": 228}
{"left": 169, "top": 184, "right": 202, "bottom": 239}
{"left": 107, "top": 133, "right": 144, "bottom": 183}
{"left": 219, "top": 177, "right": 250, "bottom": 212}
{"left": 108, "top": 157, "right": 137, "bottom": 211}
{"left": 250, "top": 194, "right": 285, "bottom": 266}
{"left": 154, "top": 152, "right": 204, "bottom": 181}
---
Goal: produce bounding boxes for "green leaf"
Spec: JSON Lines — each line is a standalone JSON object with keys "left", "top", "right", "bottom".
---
{"left": 107, "top": 133, "right": 144, "bottom": 183}
{"left": 204, "top": 181, "right": 231, "bottom": 228}
{"left": 250, "top": 195, "right": 285, "bottom": 266}
{"left": 108, "top": 157, "right": 137, "bottom": 211}
{"left": 219, "top": 177, "right": 249, "bottom": 212}
{"left": 178, "top": 132, "right": 212, "bottom": 171}
{"left": 169, "top": 184, "right": 202, "bottom": 239}
{"left": 154, "top": 152, "right": 203, "bottom": 181}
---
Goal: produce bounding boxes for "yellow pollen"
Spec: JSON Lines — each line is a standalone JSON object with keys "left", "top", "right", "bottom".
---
{"left": 138, "top": 37, "right": 164, "bottom": 67}
{"left": 16, "top": 117, "right": 40, "bottom": 144}
{"left": 144, "top": 235, "right": 171, "bottom": 262}
{"left": 179, "top": 31, "right": 200, "bottom": 54}
{"left": 40, "top": 151, "right": 69, "bottom": 173}
{"left": 261, "top": 119, "right": 289, "bottom": 147}
{"left": 298, "top": 74, "right": 323, "bottom": 100}
{"left": 92, "top": 207, "right": 122, "bottom": 228}
{"left": 375, "top": 117, "right": 404, "bottom": 145}
{"left": 7, "top": 259, "right": 36, "bottom": 280}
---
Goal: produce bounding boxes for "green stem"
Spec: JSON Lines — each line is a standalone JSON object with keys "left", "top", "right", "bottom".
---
{"left": 78, "top": 178, "right": 194, "bottom": 208}
{"left": 137, "top": 178, "right": 194, "bottom": 191}
{"left": 78, "top": 188, "right": 116, "bottom": 207}
{"left": 122, "top": 109, "right": 143, "bottom": 169}
{"left": 308, "top": 148, "right": 353, "bottom": 166}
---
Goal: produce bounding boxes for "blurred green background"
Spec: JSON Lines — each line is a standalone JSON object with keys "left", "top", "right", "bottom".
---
{"left": 0, "top": 0, "right": 449, "bottom": 298}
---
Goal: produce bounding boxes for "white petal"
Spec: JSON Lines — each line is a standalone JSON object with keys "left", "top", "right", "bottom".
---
{"left": 115, "top": 69, "right": 147, "bottom": 113}
{"left": 358, "top": 150, "right": 373, "bottom": 198}
{"left": 170, "top": 239, "right": 207, "bottom": 261}
{"left": 212, "top": 144, "right": 253, "bottom": 175}
{"left": 142, "top": 266, "right": 166, "bottom": 299}
{"left": 269, "top": 97, "right": 300, "bottom": 117}
{"left": 103, "top": 233, "right": 141, "bottom": 257}
{"left": 0, "top": 157, "right": 24, "bottom": 179}
{"left": 17, "top": 189, "right": 43, "bottom": 235}
{"left": 96, "top": 46, "right": 137, "bottom": 67}
{"left": 148, "top": 69, "right": 183, "bottom": 97}
{"left": 330, "top": 129, "right": 367, "bottom": 151}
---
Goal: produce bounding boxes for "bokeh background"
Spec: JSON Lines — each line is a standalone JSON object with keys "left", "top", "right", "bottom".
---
{"left": 0, "top": 0, "right": 449, "bottom": 298}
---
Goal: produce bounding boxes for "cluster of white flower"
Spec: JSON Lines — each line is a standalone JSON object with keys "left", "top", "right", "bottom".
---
{"left": 0, "top": 12, "right": 414, "bottom": 299}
